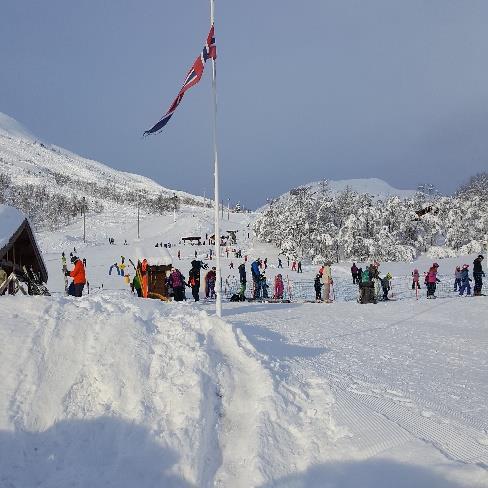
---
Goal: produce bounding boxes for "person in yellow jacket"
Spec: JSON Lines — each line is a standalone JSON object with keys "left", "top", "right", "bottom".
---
{"left": 321, "top": 261, "right": 333, "bottom": 303}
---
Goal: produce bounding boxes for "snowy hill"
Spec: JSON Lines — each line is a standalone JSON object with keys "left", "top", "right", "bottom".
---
{"left": 0, "top": 112, "right": 203, "bottom": 228}
{"left": 314, "top": 177, "right": 417, "bottom": 199}
{"left": 268, "top": 177, "right": 418, "bottom": 205}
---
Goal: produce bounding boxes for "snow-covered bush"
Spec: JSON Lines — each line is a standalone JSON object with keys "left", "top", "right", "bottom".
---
{"left": 254, "top": 182, "right": 488, "bottom": 262}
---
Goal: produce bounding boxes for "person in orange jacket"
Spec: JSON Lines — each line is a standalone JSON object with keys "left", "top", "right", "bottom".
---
{"left": 66, "top": 256, "right": 86, "bottom": 297}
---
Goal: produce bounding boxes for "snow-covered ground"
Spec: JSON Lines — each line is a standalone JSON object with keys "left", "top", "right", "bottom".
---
{"left": 1, "top": 205, "right": 488, "bottom": 487}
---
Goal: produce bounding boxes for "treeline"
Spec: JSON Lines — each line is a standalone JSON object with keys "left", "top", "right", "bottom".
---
{"left": 254, "top": 173, "right": 488, "bottom": 262}
{"left": 0, "top": 170, "right": 192, "bottom": 230}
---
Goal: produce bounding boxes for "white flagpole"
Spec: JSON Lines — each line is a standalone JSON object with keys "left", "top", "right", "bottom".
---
{"left": 210, "top": 0, "right": 222, "bottom": 317}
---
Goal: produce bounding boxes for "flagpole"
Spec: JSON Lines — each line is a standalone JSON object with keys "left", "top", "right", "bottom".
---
{"left": 210, "top": 0, "right": 222, "bottom": 317}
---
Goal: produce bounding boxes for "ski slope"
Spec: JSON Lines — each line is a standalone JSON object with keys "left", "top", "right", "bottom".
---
{"left": 1, "top": 205, "right": 488, "bottom": 487}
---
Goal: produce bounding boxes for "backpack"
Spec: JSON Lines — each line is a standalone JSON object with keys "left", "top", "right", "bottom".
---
{"left": 361, "top": 269, "right": 370, "bottom": 283}
{"left": 171, "top": 271, "right": 182, "bottom": 288}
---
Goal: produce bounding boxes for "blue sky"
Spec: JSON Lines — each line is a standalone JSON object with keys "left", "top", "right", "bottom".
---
{"left": 1, "top": 1, "right": 487, "bottom": 208}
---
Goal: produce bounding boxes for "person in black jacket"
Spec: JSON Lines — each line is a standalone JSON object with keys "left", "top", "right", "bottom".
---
{"left": 473, "top": 255, "right": 485, "bottom": 296}
{"left": 187, "top": 260, "right": 208, "bottom": 302}
{"left": 314, "top": 274, "right": 323, "bottom": 301}
{"left": 238, "top": 263, "right": 247, "bottom": 299}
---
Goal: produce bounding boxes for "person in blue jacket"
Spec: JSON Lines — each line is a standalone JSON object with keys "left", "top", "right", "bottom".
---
{"left": 459, "top": 264, "right": 472, "bottom": 296}
{"left": 251, "top": 258, "right": 261, "bottom": 299}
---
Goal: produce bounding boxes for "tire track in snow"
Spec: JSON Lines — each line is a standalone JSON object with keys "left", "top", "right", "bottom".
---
{"left": 321, "top": 369, "right": 488, "bottom": 466}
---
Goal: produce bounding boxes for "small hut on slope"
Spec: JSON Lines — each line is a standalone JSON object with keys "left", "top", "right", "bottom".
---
{"left": 0, "top": 205, "right": 48, "bottom": 293}
{"left": 134, "top": 245, "right": 172, "bottom": 300}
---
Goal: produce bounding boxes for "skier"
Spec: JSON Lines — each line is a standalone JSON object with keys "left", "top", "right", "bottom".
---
{"left": 351, "top": 263, "right": 358, "bottom": 284}
{"left": 454, "top": 266, "right": 462, "bottom": 292}
{"left": 473, "top": 255, "right": 485, "bottom": 296}
{"left": 260, "top": 273, "right": 269, "bottom": 299}
{"left": 187, "top": 260, "right": 207, "bottom": 302}
{"left": 82, "top": 257, "right": 87, "bottom": 267}
{"left": 264, "top": 258, "right": 268, "bottom": 269}
{"left": 458, "top": 264, "right": 472, "bottom": 296}
{"left": 65, "top": 256, "right": 86, "bottom": 297}
{"left": 321, "top": 261, "right": 333, "bottom": 303}
{"left": 274, "top": 274, "right": 284, "bottom": 299}
{"left": 381, "top": 273, "right": 392, "bottom": 301}
{"left": 426, "top": 263, "right": 440, "bottom": 298}
{"left": 229, "top": 261, "right": 234, "bottom": 269}
{"left": 238, "top": 263, "right": 247, "bottom": 300}
{"left": 278, "top": 258, "right": 283, "bottom": 268}
{"left": 314, "top": 274, "right": 323, "bottom": 301}
{"left": 251, "top": 258, "right": 261, "bottom": 299}
{"left": 168, "top": 268, "right": 186, "bottom": 301}
{"left": 357, "top": 267, "right": 363, "bottom": 285}
{"left": 177, "top": 250, "right": 181, "bottom": 260}
{"left": 297, "top": 261, "right": 302, "bottom": 273}
{"left": 206, "top": 267, "right": 217, "bottom": 299}
{"left": 412, "top": 269, "right": 421, "bottom": 290}
{"left": 291, "top": 260, "right": 297, "bottom": 271}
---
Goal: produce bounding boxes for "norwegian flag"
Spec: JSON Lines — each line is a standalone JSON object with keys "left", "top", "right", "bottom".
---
{"left": 144, "top": 26, "right": 217, "bottom": 136}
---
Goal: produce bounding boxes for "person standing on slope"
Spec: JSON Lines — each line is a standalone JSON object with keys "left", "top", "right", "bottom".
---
{"left": 274, "top": 274, "right": 284, "bottom": 299}
{"left": 251, "top": 258, "right": 261, "bottom": 299}
{"left": 426, "top": 263, "right": 440, "bottom": 299}
{"left": 473, "top": 255, "right": 485, "bottom": 296}
{"left": 168, "top": 267, "right": 186, "bottom": 301}
{"left": 321, "top": 261, "right": 333, "bottom": 303}
{"left": 454, "top": 266, "right": 462, "bottom": 292}
{"left": 188, "top": 260, "right": 207, "bottom": 302}
{"left": 412, "top": 268, "right": 420, "bottom": 290}
{"left": 66, "top": 255, "right": 86, "bottom": 297}
{"left": 238, "top": 263, "right": 247, "bottom": 300}
{"left": 314, "top": 274, "right": 323, "bottom": 301}
{"left": 458, "top": 264, "right": 472, "bottom": 296}
{"left": 351, "top": 263, "right": 359, "bottom": 284}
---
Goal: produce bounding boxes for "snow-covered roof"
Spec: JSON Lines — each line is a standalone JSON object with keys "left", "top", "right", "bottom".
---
{"left": 0, "top": 204, "right": 26, "bottom": 249}
{"left": 134, "top": 245, "right": 172, "bottom": 266}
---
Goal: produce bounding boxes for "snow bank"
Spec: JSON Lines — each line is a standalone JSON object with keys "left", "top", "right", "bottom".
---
{"left": 0, "top": 292, "right": 340, "bottom": 487}
{"left": 0, "top": 204, "right": 25, "bottom": 249}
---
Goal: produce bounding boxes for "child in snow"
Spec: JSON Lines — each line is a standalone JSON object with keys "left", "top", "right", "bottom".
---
{"left": 426, "top": 263, "right": 440, "bottom": 298}
{"left": 381, "top": 273, "right": 392, "bottom": 301}
{"left": 458, "top": 264, "right": 471, "bottom": 296}
{"left": 274, "top": 274, "right": 284, "bottom": 299}
{"left": 206, "top": 267, "right": 217, "bottom": 299}
{"left": 454, "top": 266, "right": 462, "bottom": 292}
{"left": 314, "top": 274, "right": 323, "bottom": 301}
{"left": 411, "top": 269, "right": 420, "bottom": 290}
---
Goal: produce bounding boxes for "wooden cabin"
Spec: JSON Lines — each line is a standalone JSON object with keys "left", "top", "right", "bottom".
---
{"left": 134, "top": 246, "right": 172, "bottom": 300}
{"left": 0, "top": 205, "right": 48, "bottom": 283}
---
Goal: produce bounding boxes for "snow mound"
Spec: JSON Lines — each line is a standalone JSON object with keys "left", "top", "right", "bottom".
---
{"left": 0, "top": 204, "right": 25, "bottom": 249}
{"left": 0, "top": 292, "right": 340, "bottom": 487}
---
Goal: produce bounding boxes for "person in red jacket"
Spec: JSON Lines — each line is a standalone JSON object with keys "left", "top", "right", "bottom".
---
{"left": 66, "top": 256, "right": 86, "bottom": 297}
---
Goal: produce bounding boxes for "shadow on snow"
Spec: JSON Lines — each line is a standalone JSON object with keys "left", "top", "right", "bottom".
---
{"left": 0, "top": 416, "right": 194, "bottom": 488}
